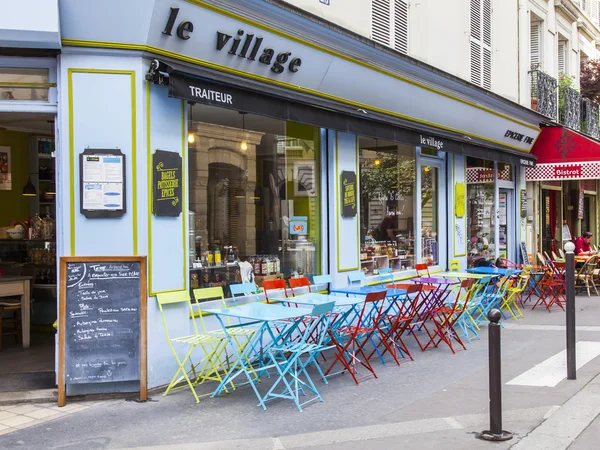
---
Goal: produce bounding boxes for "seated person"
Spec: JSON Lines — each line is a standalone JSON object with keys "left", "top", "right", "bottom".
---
{"left": 574, "top": 231, "right": 595, "bottom": 256}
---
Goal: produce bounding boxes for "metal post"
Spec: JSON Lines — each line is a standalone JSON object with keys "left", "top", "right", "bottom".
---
{"left": 565, "top": 241, "right": 576, "bottom": 380}
{"left": 478, "top": 309, "right": 512, "bottom": 442}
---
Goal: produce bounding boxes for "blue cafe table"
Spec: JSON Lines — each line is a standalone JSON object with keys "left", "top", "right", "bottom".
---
{"left": 206, "top": 302, "right": 312, "bottom": 409}
{"left": 466, "top": 267, "right": 521, "bottom": 276}
{"left": 329, "top": 285, "right": 407, "bottom": 298}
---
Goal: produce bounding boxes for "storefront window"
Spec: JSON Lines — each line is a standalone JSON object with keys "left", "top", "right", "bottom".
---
{"left": 467, "top": 157, "right": 496, "bottom": 267}
{"left": 421, "top": 166, "right": 439, "bottom": 265}
{"left": 188, "top": 104, "right": 320, "bottom": 297}
{"left": 359, "top": 138, "right": 416, "bottom": 274}
{"left": 498, "top": 163, "right": 513, "bottom": 182}
{"left": 0, "top": 68, "right": 49, "bottom": 101}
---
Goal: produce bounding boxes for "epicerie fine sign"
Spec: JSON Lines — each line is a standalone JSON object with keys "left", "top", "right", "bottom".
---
{"left": 162, "top": 7, "right": 302, "bottom": 74}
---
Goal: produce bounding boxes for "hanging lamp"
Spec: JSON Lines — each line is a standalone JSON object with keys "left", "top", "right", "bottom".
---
{"left": 240, "top": 111, "right": 248, "bottom": 151}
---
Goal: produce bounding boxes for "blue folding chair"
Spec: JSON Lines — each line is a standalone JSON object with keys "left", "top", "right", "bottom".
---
{"left": 376, "top": 268, "right": 393, "bottom": 286}
{"left": 262, "top": 301, "right": 336, "bottom": 412}
{"left": 229, "top": 282, "right": 260, "bottom": 305}
{"left": 348, "top": 271, "right": 367, "bottom": 286}
{"left": 312, "top": 274, "right": 333, "bottom": 294}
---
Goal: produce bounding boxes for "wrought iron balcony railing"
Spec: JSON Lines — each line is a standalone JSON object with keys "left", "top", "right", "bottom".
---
{"left": 559, "top": 84, "right": 581, "bottom": 131}
{"left": 581, "top": 97, "right": 600, "bottom": 139}
{"left": 530, "top": 69, "right": 558, "bottom": 121}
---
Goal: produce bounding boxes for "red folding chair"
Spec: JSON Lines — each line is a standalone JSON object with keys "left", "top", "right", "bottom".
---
{"left": 415, "top": 263, "right": 431, "bottom": 278}
{"left": 288, "top": 277, "right": 312, "bottom": 296}
{"left": 262, "top": 279, "right": 289, "bottom": 303}
{"left": 370, "top": 284, "right": 423, "bottom": 365}
{"left": 424, "top": 279, "right": 476, "bottom": 354}
{"left": 325, "top": 290, "right": 387, "bottom": 385}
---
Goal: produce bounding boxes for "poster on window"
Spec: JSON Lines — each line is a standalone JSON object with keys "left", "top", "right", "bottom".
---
{"left": 0, "top": 146, "right": 11, "bottom": 191}
{"left": 578, "top": 191, "right": 585, "bottom": 220}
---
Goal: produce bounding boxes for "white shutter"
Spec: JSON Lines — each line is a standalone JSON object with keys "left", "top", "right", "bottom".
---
{"left": 372, "top": 0, "right": 391, "bottom": 47}
{"left": 592, "top": 1, "right": 600, "bottom": 27}
{"left": 558, "top": 41, "right": 566, "bottom": 75}
{"left": 530, "top": 21, "right": 541, "bottom": 69}
{"left": 394, "top": 0, "right": 409, "bottom": 54}
{"left": 470, "top": 0, "right": 492, "bottom": 90}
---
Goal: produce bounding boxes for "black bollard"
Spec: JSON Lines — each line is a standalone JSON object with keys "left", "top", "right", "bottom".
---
{"left": 478, "top": 309, "right": 513, "bottom": 442}
{"left": 565, "top": 242, "right": 576, "bottom": 380}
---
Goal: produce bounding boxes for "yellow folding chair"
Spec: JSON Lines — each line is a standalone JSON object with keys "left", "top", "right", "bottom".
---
{"left": 501, "top": 269, "right": 530, "bottom": 320}
{"left": 157, "top": 291, "right": 230, "bottom": 403}
{"left": 192, "top": 287, "right": 257, "bottom": 370}
{"left": 448, "top": 259, "right": 460, "bottom": 272}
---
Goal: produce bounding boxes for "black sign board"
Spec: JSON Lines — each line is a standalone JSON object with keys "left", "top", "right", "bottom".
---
{"left": 340, "top": 171, "right": 357, "bottom": 217}
{"left": 520, "top": 189, "right": 527, "bottom": 218}
{"left": 520, "top": 242, "right": 530, "bottom": 265}
{"left": 58, "top": 256, "right": 147, "bottom": 406}
{"left": 153, "top": 150, "right": 183, "bottom": 217}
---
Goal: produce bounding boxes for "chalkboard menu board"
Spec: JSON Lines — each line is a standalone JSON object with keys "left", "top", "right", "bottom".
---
{"left": 58, "top": 256, "right": 147, "bottom": 406}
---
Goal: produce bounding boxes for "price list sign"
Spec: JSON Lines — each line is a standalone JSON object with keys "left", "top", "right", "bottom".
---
{"left": 58, "top": 256, "right": 147, "bottom": 406}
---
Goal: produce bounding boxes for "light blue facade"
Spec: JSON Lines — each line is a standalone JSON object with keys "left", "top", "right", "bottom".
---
{"left": 1, "top": 0, "right": 539, "bottom": 393}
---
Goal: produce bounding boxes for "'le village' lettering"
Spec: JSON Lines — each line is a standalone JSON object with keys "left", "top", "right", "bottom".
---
{"left": 162, "top": 7, "right": 302, "bottom": 74}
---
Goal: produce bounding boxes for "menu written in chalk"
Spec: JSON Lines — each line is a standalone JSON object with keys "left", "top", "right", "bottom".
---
{"left": 65, "top": 261, "right": 141, "bottom": 384}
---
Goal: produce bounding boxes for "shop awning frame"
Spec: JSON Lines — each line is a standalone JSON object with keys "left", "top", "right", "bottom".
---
{"left": 148, "top": 59, "right": 537, "bottom": 167}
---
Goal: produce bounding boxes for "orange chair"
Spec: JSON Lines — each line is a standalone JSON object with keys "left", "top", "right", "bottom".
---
{"left": 415, "top": 263, "right": 431, "bottom": 278}
{"left": 288, "top": 277, "right": 312, "bottom": 296}
{"left": 262, "top": 279, "right": 289, "bottom": 303}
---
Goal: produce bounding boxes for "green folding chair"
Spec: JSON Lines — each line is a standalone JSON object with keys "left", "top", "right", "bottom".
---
{"left": 156, "top": 291, "right": 230, "bottom": 403}
{"left": 193, "top": 287, "right": 257, "bottom": 370}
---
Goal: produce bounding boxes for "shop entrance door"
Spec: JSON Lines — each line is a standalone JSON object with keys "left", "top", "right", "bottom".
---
{"left": 499, "top": 189, "right": 514, "bottom": 262}
{"left": 541, "top": 188, "right": 561, "bottom": 258}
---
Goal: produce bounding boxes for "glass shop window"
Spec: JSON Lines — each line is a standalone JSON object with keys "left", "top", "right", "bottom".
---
{"left": 359, "top": 137, "right": 416, "bottom": 275}
{"left": 421, "top": 165, "right": 439, "bottom": 266}
{"left": 467, "top": 157, "right": 496, "bottom": 268}
{"left": 188, "top": 104, "right": 321, "bottom": 298}
{"left": 0, "top": 68, "right": 50, "bottom": 101}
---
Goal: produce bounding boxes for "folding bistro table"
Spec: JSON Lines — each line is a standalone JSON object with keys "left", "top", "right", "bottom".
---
{"left": 206, "top": 303, "right": 313, "bottom": 409}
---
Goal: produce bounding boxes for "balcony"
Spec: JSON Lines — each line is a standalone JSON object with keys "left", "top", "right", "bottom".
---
{"left": 581, "top": 98, "right": 600, "bottom": 139}
{"left": 530, "top": 69, "right": 558, "bottom": 121}
{"left": 559, "top": 83, "right": 581, "bottom": 131}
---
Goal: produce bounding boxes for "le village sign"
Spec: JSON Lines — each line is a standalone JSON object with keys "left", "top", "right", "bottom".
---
{"left": 162, "top": 7, "right": 302, "bottom": 74}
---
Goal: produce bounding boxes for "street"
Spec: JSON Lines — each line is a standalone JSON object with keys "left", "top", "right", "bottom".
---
{"left": 3, "top": 296, "right": 600, "bottom": 449}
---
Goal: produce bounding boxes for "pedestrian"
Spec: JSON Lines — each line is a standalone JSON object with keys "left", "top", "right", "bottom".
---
{"left": 574, "top": 231, "right": 595, "bottom": 256}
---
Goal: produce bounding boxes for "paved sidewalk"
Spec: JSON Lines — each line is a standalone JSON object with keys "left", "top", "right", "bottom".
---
{"left": 2, "top": 296, "right": 600, "bottom": 449}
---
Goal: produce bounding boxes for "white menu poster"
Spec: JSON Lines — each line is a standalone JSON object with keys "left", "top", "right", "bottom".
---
{"left": 82, "top": 154, "right": 124, "bottom": 210}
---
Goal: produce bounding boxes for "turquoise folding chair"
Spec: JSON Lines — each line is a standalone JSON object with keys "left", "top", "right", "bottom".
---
{"left": 376, "top": 268, "right": 393, "bottom": 285}
{"left": 229, "top": 282, "right": 260, "bottom": 305}
{"left": 348, "top": 271, "right": 367, "bottom": 286}
{"left": 454, "top": 276, "right": 491, "bottom": 343}
{"left": 312, "top": 275, "right": 333, "bottom": 294}
{"left": 262, "top": 301, "right": 335, "bottom": 411}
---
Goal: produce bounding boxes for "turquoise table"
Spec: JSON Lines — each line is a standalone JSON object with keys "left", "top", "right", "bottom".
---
{"left": 206, "top": 303, "right": 312, "bottom": 409}
{"left": 330, "top": 285, "right": 407, "bottom": 297}
{"left": 275, "top": 292, "right": 363, "bottom": 308}
{"left": 466, "top": 267, "right": 521, "bottom": 275}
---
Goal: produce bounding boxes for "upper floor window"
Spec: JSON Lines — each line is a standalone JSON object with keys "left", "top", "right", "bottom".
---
{"left": 558, "top": 37, "right": 568, "bottom": 76}
{"left": 530, "top": 19, "right": 542, "bottom": 70}
{"left": 470, "top": 0, "right": 492, "bottom": 90}
{"left": 0, "top": 68, "right": 50, "bottom": 101}
{"left": 371, "top": 0, "right": 409, "bottom": 54}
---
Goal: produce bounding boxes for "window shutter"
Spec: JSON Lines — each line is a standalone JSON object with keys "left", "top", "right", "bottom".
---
{"left": 372, "top": 0, "right": 391, "bottom": 47}
{"left": 470, "top": 0, "right": 492, "bottom": 90}
{"left": 394, "top": 0, "right": 409, "bottom": 54}
{"left": 530, "top": 21, "right": 540, "bottom": 69}
{"left": 592, "top": 1, "right": 600, "bottom": 27}
{"left": 558, "top": 41, "right": 566, "bottom": 75}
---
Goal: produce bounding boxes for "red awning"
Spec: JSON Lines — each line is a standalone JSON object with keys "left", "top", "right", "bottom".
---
{"left": 526, "top": 127, "right": 600, "bottom": 181}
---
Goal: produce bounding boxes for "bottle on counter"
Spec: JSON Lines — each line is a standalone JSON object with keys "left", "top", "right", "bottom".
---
{"left": 207, "top": 251, "right": 214, "bottom": 266}
{"left": 227, "top": 246, "right": 235, "bottom": 263}
{"left": 260, "top": 255, "right": 269, "bottom": 276}
{"left": 275, "top": 255, "right": 281, "bottom": 274}
{"left": 252, "top": 255, "right": 260, "bottom": 275}
{"left": 215, "top": 247, "right": 222, "bottom": 265}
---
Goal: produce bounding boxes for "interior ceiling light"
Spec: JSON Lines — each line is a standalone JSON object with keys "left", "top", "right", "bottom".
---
{"left": 22, "top": 174, "right": 37, "bottom": 197}
{"left": 188, "top": 103, "right": 195, "bottom": 144}
{"left": 240, "top": 111, "right": 248, "bottom": 151}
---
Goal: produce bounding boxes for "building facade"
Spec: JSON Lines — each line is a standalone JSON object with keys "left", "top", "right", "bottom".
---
{"left": 6, "top": 0, "right": 598, "bottom": 396}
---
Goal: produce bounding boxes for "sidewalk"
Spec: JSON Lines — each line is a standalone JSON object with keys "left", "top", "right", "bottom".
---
{"left": 2, "top": 297, "right": 600, "bottom": 449}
